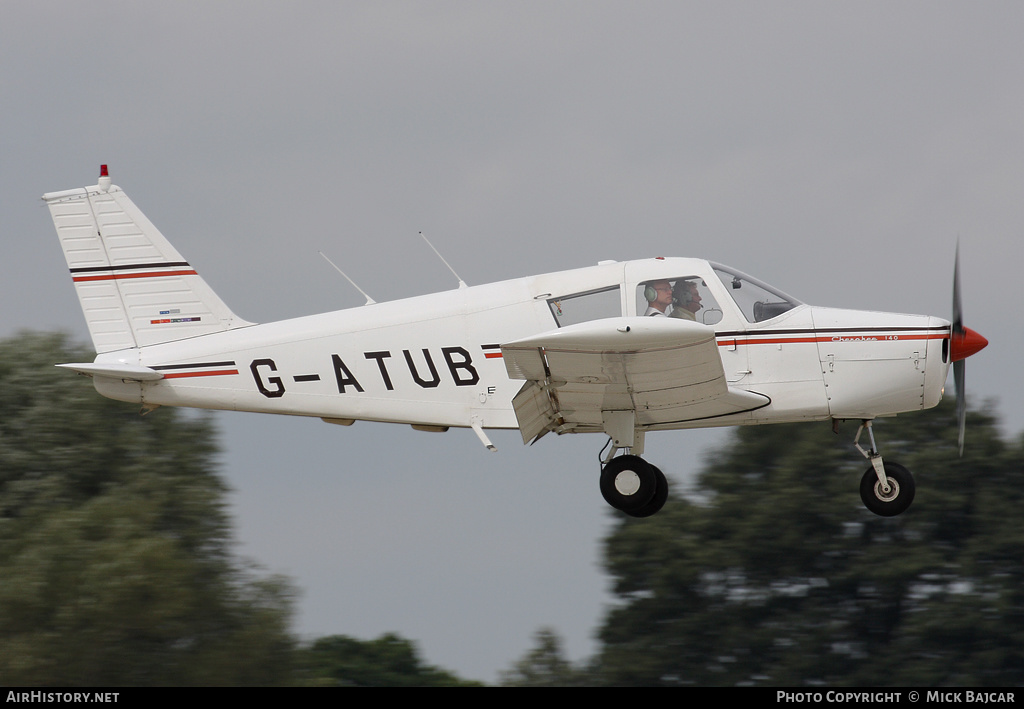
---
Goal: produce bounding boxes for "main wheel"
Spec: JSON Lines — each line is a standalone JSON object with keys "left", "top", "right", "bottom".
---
{"left": 600, "top": 455, "right": 657, "bottom": 512}
{"left": 860, "top": 462, "right": 915, "bottom": 517}
{"left": 626, "top": 465, "right": 669, "bottom": 518}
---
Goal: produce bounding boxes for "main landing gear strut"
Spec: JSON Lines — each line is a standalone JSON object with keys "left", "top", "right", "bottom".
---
{"left": 598, "top": 438, "right": 669, "bottom": 518}
{"left": 853, "top": 419, "right": 915, "bottom": 516}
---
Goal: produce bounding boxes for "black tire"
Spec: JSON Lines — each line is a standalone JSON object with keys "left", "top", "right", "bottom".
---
{"left": 627, "top": 465, "right": 669, "bottom": 518}
{"left": 860, "top": 462, "right": 915, "bottom": 517}
{"left": 600, "top": 455, "right": 657, "bottom": 512}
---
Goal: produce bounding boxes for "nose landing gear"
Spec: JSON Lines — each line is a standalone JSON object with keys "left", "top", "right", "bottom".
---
{"left": 853, "top": 420, "right": 916, "bottom": 516}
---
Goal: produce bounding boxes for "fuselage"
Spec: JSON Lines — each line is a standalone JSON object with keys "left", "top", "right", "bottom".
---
{"left": 91, "top": 257, "right": 952, "bottom": 433}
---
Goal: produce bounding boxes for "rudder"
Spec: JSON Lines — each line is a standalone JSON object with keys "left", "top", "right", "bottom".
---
{"left": 44, "top": 166, "right": 253, "bottom": 354}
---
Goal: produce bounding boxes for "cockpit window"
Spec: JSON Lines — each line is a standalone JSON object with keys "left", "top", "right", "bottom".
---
{"left": 548, "top": 286, "right": 620, "bottom": 327}
{"left": 636, "top": 277, "right": 723, "bottom": 326}
{"left": 712, "top": 264, "right": 801, "bottom": 323}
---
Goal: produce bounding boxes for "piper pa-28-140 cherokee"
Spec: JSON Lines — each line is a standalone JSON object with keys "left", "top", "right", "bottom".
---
{"left": 45, "top": 166, "right": 988, "bottom": 518}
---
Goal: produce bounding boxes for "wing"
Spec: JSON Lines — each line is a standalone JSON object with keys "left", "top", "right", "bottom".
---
{"left": 502, "top": 317, "right": 769, "bottom": 444}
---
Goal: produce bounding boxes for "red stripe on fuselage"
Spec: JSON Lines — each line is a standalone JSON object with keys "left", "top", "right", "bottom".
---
{"left": 161, "top": 369, "right": 239, "bottom": 379}
{"left": 72, "top": 269, "right": 198, "bottom": 282}
{"left": 717, "top": 332, "right": 948, "bottom": 347}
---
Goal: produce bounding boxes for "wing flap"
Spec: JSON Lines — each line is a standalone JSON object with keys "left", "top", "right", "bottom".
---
{"left": 502, "top": 318, "right": 769, "bottom": 440}
{"left": 511, "top": 381, "right": 557, "bottom": 444}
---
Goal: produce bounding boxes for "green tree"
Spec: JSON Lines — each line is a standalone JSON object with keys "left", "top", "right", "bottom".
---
{"left": 298, "top": 633, "right": 481, "bottom": 686}
{"left": 0, "top": 332, "right": 296, "bottom": 686}
{"left": 500, "top": 627, "right": 593, "bottom": 686}
{"left": 595, "top": 400, "right": 1024, "bottom": 686}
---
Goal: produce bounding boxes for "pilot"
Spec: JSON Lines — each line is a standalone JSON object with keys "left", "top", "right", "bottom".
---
{"left": 643, "top": 280, "right": 674, "bottom": 316}
{"left": 668, "top": 280, "right": 702, "bottom": 321}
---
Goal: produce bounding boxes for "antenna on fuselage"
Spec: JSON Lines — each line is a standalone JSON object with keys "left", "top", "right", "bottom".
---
{"left": 318, "top": 251, "right": 376, "bottom": 305}
{"left": 419, "top": 231, "right": 467, "bottom": 289}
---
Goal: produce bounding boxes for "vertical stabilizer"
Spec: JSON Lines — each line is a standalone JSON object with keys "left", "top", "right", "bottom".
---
{"left": 44, "top": 167, "right": 253, "bottom": 354}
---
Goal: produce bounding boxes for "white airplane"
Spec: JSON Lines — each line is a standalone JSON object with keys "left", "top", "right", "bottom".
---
{"left": 45, "top": 167, "right": 988, "bottom": 518}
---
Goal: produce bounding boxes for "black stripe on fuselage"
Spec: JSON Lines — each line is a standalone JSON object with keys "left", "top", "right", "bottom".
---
{"left": 69, "top": 261, "right": 192, "bottom": 274}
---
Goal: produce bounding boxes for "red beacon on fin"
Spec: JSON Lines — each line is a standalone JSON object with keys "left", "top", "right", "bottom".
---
{"left": 98, "top": 164, "right": 111, "bottom": 192}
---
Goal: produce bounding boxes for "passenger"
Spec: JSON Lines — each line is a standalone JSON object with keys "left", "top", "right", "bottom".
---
{"left": 643, "top": 280, "right": 674, "bottom": 316}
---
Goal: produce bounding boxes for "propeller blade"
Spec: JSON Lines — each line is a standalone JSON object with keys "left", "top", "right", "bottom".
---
{"left": 949, "top": 243, "right": 987, "bottom": 456}
{"left": 954, "top": 358, "right": 966, "bottom": 455}
{"left": 952, "top": 242, "right": 963, "bottom": 335}
{"left": 953, "top": 244, "right": 965, "bottom": 455}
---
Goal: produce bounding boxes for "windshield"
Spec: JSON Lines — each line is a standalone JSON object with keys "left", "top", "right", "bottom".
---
{"left": 711, "top": 263, "right": 801, "bottom": 323}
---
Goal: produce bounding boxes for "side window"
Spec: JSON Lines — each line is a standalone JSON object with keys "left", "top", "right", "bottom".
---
{"left": 636, "top": 277, "right": 723, "bottom": 325}
{"left": 548, "top": 286, "right": 621, "bottom": 327}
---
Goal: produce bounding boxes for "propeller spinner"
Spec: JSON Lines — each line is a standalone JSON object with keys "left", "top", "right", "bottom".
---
{"left": 950, "top": 244, "right": 989, "bottom": 454}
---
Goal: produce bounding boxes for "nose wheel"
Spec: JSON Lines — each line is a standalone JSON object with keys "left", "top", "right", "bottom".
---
{"left": 852, "top": 420, "right": 916, "bottom": 516}
{"left": 859, "top": 462, "right": 915, "bottom": 516}
{"left": 600, "top": 454, "right": 669, "bottom": 517}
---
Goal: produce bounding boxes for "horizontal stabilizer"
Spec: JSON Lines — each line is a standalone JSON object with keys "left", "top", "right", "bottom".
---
{"left": 56, "top": 362, "right": 164, "bottom": 381}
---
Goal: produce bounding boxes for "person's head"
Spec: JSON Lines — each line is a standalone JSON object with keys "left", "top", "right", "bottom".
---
{"left": 644, "top": 280, "right": 673, "bottom": 312}
{"left": 672, "top": 280, "right": 702, "bottom": 313}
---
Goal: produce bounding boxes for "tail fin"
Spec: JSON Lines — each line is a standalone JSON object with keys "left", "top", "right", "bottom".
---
{"left": 43, "top": 166, "right": 253, "bottom": 354}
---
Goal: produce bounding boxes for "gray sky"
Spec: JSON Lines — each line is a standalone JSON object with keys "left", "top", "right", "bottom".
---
{"left": 4, "top": 1, "right": 1023, "bottom": 682}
